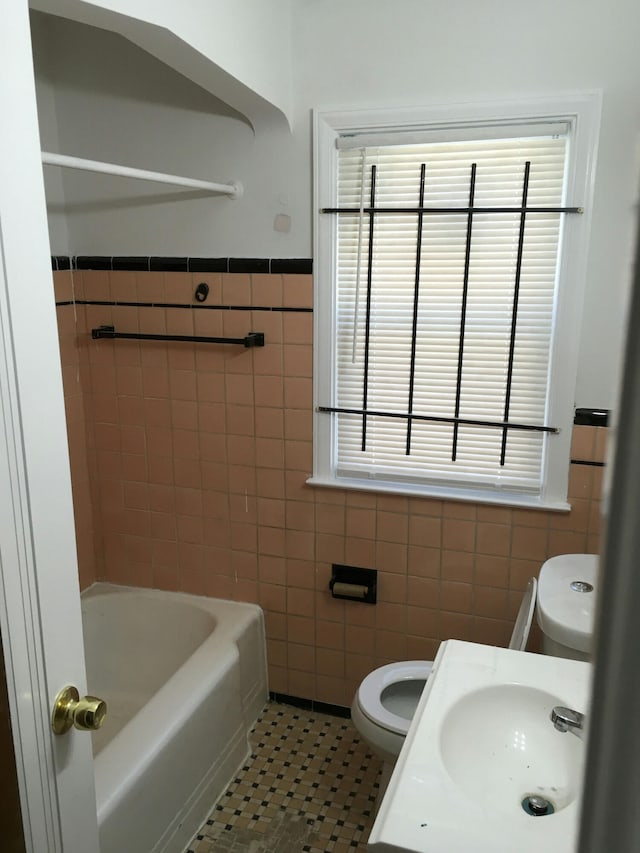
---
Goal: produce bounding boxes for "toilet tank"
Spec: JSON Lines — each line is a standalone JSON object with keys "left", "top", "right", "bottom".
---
{"left": 536, "top": 554, "right": 598, "bottom": 661}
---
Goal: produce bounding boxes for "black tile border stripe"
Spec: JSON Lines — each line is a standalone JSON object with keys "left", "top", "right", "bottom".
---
{"left": 52, "top": 256, "right": 313, "bottom": 275}
{"left": 187, "top": 257, "right": 229, "bottom": 273}
{"left": 112, "top": 256, "right": 149, "bottom": 271}
{"left": 76, "top": 256, "right": 112, "bottom": 270}
{"left": 574, "top": 407, "right": 609, "bottom": 427}
{"left": 229, "top": 257, "right": 269, "bottom": 274}
{"left": 269, "top": 692, "right": 350, "bottom": 719}
{"left": 55, "top": 298, "right": 313, "bottom": 313}
{"left": 270, "top": 259, "right": 313, "bottom": 274}
{"left": 150, "top": 256, "right": 188, "bottom": 272}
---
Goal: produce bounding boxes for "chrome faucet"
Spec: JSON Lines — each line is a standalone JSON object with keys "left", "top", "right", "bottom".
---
{"left": 551, "top": 706, "right": 585, "bottom": 739}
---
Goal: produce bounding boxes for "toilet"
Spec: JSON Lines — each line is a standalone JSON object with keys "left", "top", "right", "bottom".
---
{"left": 536, "top": 553, "right": 598, "bottom": 661}
{"left": 351, "top": 577, "right": 538, "bottom": 795}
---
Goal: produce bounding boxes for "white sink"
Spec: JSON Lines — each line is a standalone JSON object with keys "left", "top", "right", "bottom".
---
{"left": 440, "top": 684, "right": 583, "bottom": 813}
{"left": 368, "top": 640, "right": 591, "bottom": 853}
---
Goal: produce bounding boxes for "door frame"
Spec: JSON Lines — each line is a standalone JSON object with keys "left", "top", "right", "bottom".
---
{"left": 0, "top": 2, "right": 99, "bottom": 851}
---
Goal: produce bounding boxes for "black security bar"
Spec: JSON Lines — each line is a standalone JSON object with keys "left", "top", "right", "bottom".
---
{"left": 452, "top": 162, "right": 477, "bottom": 463}
{"left": 361, "top": 164, "right": 377, "bottom": 452}
{"left": 500, "top": 161, "right": 531, "bottom": 466}
{"left": 322, "top": 204, "right": 583, "bottom": 215}
{"left": 91, "top": 325, "right": 265, "bottom": 348}
{"left": 405, "top": 163, "right": 427, "bottom": 456}
{"left": 318, "top": 406, "right": 559, "bottom": 435}
{"left": 323, "top": 159, "right": 576, "bottom": 466}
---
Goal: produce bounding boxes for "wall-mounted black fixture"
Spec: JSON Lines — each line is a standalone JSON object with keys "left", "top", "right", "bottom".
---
{"left": 194, "top": 282, "right": 209, "bottom": 302}
{"left": 91, "top": 325, "right": 265, "bottom": 348}
{"left": 330, "top": 564, "right": 377, "bottom": 604}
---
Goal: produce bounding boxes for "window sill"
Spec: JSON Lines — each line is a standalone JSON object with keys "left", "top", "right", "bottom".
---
{"left": 306, "top": 475, "right": 571, "bottom": 512}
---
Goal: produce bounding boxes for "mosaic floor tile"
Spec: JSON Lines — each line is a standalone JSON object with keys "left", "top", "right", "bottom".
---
{"left": 185, "top": 703, "right": 382, "bottom": 853}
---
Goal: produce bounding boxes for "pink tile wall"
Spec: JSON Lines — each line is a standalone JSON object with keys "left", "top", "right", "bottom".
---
{"left": 55, "top": 269, "right": 605, "bottom": 707}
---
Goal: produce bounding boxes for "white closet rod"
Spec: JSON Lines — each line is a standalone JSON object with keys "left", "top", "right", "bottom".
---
{"left": 41, "top": 151, "right": 242, "bottom": 198}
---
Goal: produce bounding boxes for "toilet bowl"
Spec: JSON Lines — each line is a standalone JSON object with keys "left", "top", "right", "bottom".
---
{"left": 351, "top": 577, "right": 537, "bottom": 794}
{"left": 351, "top": 660, "right": 433, "bottom": 765}
{"left": 536, "top": 553, "right": 598, "bottom": 661}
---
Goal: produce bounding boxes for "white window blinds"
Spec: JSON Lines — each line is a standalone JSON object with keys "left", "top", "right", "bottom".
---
{"left": 333, "top": 132, "right": 568, "bottom": 496}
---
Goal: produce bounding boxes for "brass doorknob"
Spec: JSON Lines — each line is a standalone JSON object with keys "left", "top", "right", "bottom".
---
{"left": 51, "top": 685, "right": 107, "bottom": 735}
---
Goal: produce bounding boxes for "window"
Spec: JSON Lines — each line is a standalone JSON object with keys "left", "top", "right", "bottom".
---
{"left": 312, "top": 97, "right": 600, "bottom": 508}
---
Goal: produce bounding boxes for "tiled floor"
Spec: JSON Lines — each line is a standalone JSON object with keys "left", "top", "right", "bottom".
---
{"left": 186, "top": 703, "right": 382, "bottom": 853}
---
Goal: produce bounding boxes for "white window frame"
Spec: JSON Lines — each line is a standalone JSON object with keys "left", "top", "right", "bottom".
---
{"left": 311, "top": 94, "right": 602, "bottom": 510}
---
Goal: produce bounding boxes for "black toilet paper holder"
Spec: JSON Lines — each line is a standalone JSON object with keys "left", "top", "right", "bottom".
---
{"left": 329, "top": 564, "right": 377, "bottom": 604}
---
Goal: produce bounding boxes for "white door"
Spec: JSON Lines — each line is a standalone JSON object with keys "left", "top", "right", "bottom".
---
{"left": 0, "top": 2, "right": 100, "bottom": 851}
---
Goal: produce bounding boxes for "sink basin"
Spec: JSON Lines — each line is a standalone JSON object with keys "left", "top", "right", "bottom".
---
{"left": 440, "top": 684, "right": 583, "bottom": 814}
{"left": 368, "top": 640, "right": 591, "bottom": 853}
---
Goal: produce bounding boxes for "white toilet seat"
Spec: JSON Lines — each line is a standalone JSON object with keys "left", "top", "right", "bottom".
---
{"left": 357, "top": 660, "right": 433, "bottom": 735}
{"left": 509, "top": 576, "right": 537, "bottom": 651}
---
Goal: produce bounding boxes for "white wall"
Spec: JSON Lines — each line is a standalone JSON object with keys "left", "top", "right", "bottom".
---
{"left": 32, "top": 0, "right": 640, "bottom": 407}
{"left": 31, "top": 0, "right": 293, "bottom": 127}
{"left": 30, "top": 13, "right": 70, "bottom": 253}
{"left": 33, "top": 14, "right": 289, "bottom": 258}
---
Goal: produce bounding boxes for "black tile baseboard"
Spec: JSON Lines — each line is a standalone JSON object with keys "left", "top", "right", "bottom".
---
{"left": 52, "top": 256, "right": 313, "bottom": 274}
{"left": 268, "top": 691, "right": 350, "bottom": 719}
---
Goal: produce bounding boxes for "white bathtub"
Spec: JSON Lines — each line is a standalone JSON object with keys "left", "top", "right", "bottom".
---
{"left": 81, "top": 583, "right": 268, "bottom": 853}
